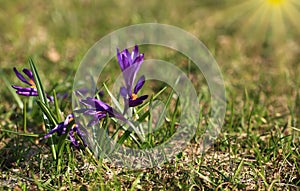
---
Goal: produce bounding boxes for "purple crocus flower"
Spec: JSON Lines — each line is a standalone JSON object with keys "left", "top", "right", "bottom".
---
{"left": 12, "top": 67, "right": 53, "bottom": 101}
{"left": 76, "top": 97, "right": 126, "bottom": 126}
{"left": 117, "top": 45, "right": 148, "bottom": 108}
{"left": 44, "top": 114, "right": 86, "bottom": 148}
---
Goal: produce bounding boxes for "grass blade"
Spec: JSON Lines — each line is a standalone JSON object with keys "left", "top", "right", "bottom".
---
{"left": 103, "top": 83, "right": 123, "bottom": 113}
{"left": 155, "top": 88, "right": 174, "bottom": 130}
{"left": 23, "top": 100, "right": 27, "bottom": 132}
{"left": 29, "top": 58, "right": 57, "bottom": 159}
{"left": 36, "top": 100, "right": 58, "bottom": 126}
{"left": 53, "top": 89, "right": 62, "bottom": 122}
{"left": 1, "top": 129, "right": 41, "bottom": 137}
{"left": 29, "top": 58, "right": 49, "bottom": 108}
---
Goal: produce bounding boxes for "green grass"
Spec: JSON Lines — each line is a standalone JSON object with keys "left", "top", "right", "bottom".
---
{"left": 1, "top": 0, "right": 300, "bottom": 190}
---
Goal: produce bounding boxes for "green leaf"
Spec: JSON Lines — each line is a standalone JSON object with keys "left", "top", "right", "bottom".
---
{"left": 53, "top": 89, "right": 62, "bottom": 122}
{"left": 103, "top": 83, "right": 123, "bottom": 113}
{"left": 29, "top": 58, "right": 57, "bottom": 160}
{"left": 1, "top": 129, "right": 41, "bottom": 137}
{"left": 57, "top": 119, "right": 74, "bottom": 152}
{"left": 29, "top": 58, "right": 49, "bottom": 107}
{"left": 23, "top": 100, "right": 27, "bottom": 132}
{"left": 155, "top": 88, "right": 174, "bottom": 130}
{"left": 36, "top": 100, "right": 58, "bottom": 126}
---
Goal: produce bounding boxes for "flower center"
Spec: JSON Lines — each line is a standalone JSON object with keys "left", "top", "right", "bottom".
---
{"left": 29, "top": 79, "right": 36, "bottom": 88}
{"left": 69, "top": 117, "right": 74, "bottom": 123}
{"left": 97, "top": 111, "right": 106, "bottom": 115}
{"left": 131, "top": 93, "right": 138, "bottom": 100}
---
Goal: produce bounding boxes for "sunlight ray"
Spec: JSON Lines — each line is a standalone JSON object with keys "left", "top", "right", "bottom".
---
{"left": 223, "top": 0, "right": 300, "bottom": 45}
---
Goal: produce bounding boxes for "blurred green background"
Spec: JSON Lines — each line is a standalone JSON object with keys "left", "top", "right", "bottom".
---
{"left": 1, "top": 0, "right": 299, "bottom": 113}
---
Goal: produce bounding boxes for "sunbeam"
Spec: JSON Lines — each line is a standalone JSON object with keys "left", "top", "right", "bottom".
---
{"left": 224, "top": 0, "right": 300, "bottom": 45}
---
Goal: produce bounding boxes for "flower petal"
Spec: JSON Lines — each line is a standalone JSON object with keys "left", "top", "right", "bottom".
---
{"left": 117, "top": 48, "right": 125, "bottom": 71}
{"left": 12, "top": 85, "right": 34, "bottom": 91}
{"left": 12, "top": 85, "right": 38, "bottom": 96}
{"left": 134, "top": 75, "right": 145, "bottom": 94}
{"left": 16, "top": 91, "right": 39, "bottom": 96}
{"left": 124, "top": 49, "right": 132, "bottom": 63}
{"left": 64, "top": 114, "right": 74, "bottom": 126}
{"left": 13, "top": 67, "right": 32, "bottom": 86}
{"left": 46, "top": 94, "right": 54, "bottom": 102}
{"left": 123, "top": 62, "right": 142, "bottom": 92}
{"left": 75, "top": 126, "right": 87, "bottom": 147}
{"left": 120, "top": 86, "right": 128, "bottom": 98}
{"left": 117, "top": 46, "right": 144, "bottom": 93}
{"left": 22, "top": 68, "right": 34, "bottom": 81}
{"left": 81, "top": 97, "right": 111, "bottom": 111}
{"left": 133, "top": 53, "right": 144, "bottom": 65}
{"left": 44, "top": 123, "right": 65, "bottom": 139}
{"left": 131, "top": 45, "right": 139, "bottom": 61}
{"left": 129, "top": 95, "right": 148, "bottom": 107}
{"left": 69, "top": 127, "right": 79, "bottom": 148}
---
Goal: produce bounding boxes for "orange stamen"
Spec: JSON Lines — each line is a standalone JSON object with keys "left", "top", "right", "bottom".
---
{"left": 69, "top": 117, "right": 74, "bottom": 123}
{"left": 29, "top": 79, "right": 36, "bottom": 88}
{"left": 131, "top": 93, "right": 138, "bottom": 100}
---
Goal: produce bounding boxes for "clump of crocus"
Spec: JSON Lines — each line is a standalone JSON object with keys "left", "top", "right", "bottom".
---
{"left": 44, "top": 114, "right": 86, "bottom": 148}
{"left": 76, "top": 97, "right": 126, "bottom": 127}
{"left": 12, "top": 67, "right": 53, "bottom": 101}
{"left": 117, "top": 45, "right": 148, "bottom": 108}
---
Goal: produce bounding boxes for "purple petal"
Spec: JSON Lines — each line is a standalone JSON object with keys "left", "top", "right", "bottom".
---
{"left": 129, "top": 99, "right": 143, "bottom": 107}
{"left": 12, "top": 85, "right": 35, "bottom": 91}
{"left": 131, "top": 45, "right": 139, "bottom": 61}
{"left": 94, "top": 99, "right": 112, "bottom": 111}
{"left": 75, "top": 108, "right": 99, "bottom": 116}
{"left": 117, "top": 48, "right": 126, "bottom": 71}
{"left": 84, "top": 109, "right": 99, "bottom": 115}
{"left": 122, "top": 62, "right": 142, "bottom": 92}
{"left": 134, "top": 75, "right": 145, "bottom": 94}
{"left": 57, "top": 93, "right": 69, "bottom": 99}
{"left": 117, "top": 46, "right": 144, "bottom": 93}
{"left": 96, "top": 112, "right": 107, "bottom": 119}
{"left": 129, "top": 95, "right": 148, "bottom": 107}
{"left": 16, "top": 87, "right": 38, "bottom": 96}
{"left": 13, "top": 67, "right": 32, "bottom": 86}
{"left": 98, "top": 90, "right": 104, "bottom": 97}
{"left": 64, "top": 114, "right": 74, "bottom": 126}
{"left": 46, "top": 94, "right": 54, "bottom": 102}
{"left": 13, "top": 85, "right": 52, "bottom": 100}
{"left": 79, "top": 97, "right": 126, "bottom": 123}
{"left": 124, "top": 49, "right": 132, "bottom": 63}
{"left": 81, "top": 97, "right": 110, "bottom": 111}
{"left": 22, "top": 68, "right": 34, "bottom": 81}
{"left": 120, "top": 86, "right": 128, "bottom": 98}
{"left": 69, "top": 128, "right": 79, "bottom": 148}
{"left": 75, "top": 126, "right": 87, "bottom": 147}
{"left": 121, "top": 53, "right": 130, "bottom": 71}
{"left": 16, "top": 91, "right": 39, "bottom": 96}
{"left": 117, "top": 48, "right": 132, "bottom": 71}
{"left": 133, "top": 53, "right": 144, "bottom": 65}
{"left": 112, "top": 111, "right": 127, "bottom": 121}
{"left": 44, "top": 123, "right": 65, "bottom": 139}
{"left": 12, "top": 85, "right": 38, "bottom": 96}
